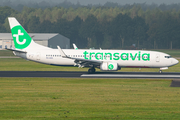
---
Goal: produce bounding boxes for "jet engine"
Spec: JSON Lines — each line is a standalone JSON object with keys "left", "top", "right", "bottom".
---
{"left": 100, "top": 62, "right": 120, "bottom": 71}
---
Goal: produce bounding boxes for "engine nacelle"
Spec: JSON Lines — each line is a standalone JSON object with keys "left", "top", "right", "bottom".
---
{"left": 100, "top": 62, "right": 120, "bottom": 71}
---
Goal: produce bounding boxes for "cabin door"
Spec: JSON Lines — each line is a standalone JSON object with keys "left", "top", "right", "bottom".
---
{"left": 156, "top": 54, "right": 160, "bottom": 62}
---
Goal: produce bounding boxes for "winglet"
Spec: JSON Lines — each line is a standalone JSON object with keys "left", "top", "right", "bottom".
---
{"left": 57, "top": 46, "right": 68, "bottom": 58}
{"left": 73, "top": 43, "right": 78, "bottom": 50}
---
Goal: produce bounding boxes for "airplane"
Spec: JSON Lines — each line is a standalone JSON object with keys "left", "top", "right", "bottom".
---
{"left": 6, "top": 17, "right": 179, "bottom": 73}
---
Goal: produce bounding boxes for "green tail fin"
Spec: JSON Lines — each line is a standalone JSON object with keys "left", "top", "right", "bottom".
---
{"left": 8, "top": 17, "right": 32, "bottom": 49}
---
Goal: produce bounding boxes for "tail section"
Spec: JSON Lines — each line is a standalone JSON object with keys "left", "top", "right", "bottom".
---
{"left": 8, "top": 17, "right": 48, "bottom": 50}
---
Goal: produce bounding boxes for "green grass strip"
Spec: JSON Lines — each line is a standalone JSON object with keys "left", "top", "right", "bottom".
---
{"left": 0, "top": 78, "right": 179, "bottom": 119}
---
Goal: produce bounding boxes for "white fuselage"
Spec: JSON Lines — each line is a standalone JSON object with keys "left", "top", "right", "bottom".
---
{"left": 14, "top": 49, "right": 179, "bottom": 68}
{"left": 8, "top": 17, "right": 179, "bottom": 72}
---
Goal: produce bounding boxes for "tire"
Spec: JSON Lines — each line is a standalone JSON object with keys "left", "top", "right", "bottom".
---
{"left": 92, "top": 68, "right": 96, "bottom": 73}
{"left": 88, "top": 68, "right": 96, "bottom": 74}
{"left": 88, "top": 69, "right": 93, "bottom": 74}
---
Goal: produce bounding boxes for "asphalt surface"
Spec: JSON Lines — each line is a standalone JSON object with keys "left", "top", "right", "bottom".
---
{"left": 82, "top": 72, "right": 180, "bottom": 78}
{"left": 0, "top": 71, "right": 180, "bottom": 78}
{"left": 170, "top": 80, "right": 180, "bottom": 87}
{"left": 0, "top": 71, "right": 85, "bottom": 77}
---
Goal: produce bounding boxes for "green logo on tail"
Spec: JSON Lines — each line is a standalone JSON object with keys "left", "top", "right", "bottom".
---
{"left": 11, "top": 25, "right": 31, "bottom": 49}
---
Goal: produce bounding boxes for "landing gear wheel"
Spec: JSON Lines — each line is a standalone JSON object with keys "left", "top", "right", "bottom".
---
{"left": 92, "top": 68, "right": 96, "bottom": 73}
{"left": 88, "top": 68, "right": 96, "bottom": 74}
{"left": 159, "top": 70, "right": 162, "bottom": 73}
{"left": 88, "top": 69, "right": 92, "bottom": 73}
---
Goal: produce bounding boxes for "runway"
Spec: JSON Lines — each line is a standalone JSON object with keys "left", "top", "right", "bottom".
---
{"left": 0, "top": 71, "right": 180, "bottom": 78}
{"left": 0, "top": 71, "right": 85, "bottom": 77}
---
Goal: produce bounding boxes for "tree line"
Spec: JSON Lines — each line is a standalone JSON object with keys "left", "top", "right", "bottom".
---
{"left": 2, "top": 0, "right": 180, "bottom": 11}
{"left": 0, "top": 6, "right": 180, "bottom": 49}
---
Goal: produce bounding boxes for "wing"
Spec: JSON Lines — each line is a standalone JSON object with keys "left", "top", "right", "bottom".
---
{"left": 57, "top": 46, "right": 102, "bottom": 68}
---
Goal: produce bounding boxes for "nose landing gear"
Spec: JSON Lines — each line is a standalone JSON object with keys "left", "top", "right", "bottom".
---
{"left": 159, "top": 67, "right": 168, "bottom": 73}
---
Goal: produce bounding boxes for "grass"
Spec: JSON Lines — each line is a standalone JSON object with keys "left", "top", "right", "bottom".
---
{"left": 0, "top": 58, "right": 179, "bottom": 72}
{"left": 152, "top": 49, "right": 180, "bottom": 57}
{"left": 0, "top": 78, "right": 180, "bottom": 119}
{"left": 0, "top": 50, "right": 14, "bottom": 56}
{"left": 0, "top": 58, "right": 89, "bottom": 71}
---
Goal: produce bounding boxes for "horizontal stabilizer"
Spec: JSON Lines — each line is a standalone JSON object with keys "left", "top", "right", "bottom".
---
{"left": 5, "top": 48, "right": 27, "bottom": 53}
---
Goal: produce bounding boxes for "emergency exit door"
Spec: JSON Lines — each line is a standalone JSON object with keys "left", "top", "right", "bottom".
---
{"left": 36, "top": 52, "right": 41, "bottom": 60}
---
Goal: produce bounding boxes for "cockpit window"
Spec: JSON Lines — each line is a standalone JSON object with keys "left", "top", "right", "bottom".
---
{"left": 165, "top": 56, "right": 171, "bottom": 58}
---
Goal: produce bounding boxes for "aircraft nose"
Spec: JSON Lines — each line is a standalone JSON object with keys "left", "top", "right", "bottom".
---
{"left": 172, "top": 58, "right": 179, "bottom": 65}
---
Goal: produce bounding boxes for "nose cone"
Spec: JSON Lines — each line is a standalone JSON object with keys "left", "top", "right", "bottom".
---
{"left": 172, "top": 58, "right": 179, "bottom": 65}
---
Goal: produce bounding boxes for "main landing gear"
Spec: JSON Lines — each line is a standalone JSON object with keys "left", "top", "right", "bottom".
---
{"left": 88, "top": 67, "right": 96, "bottom": 74}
